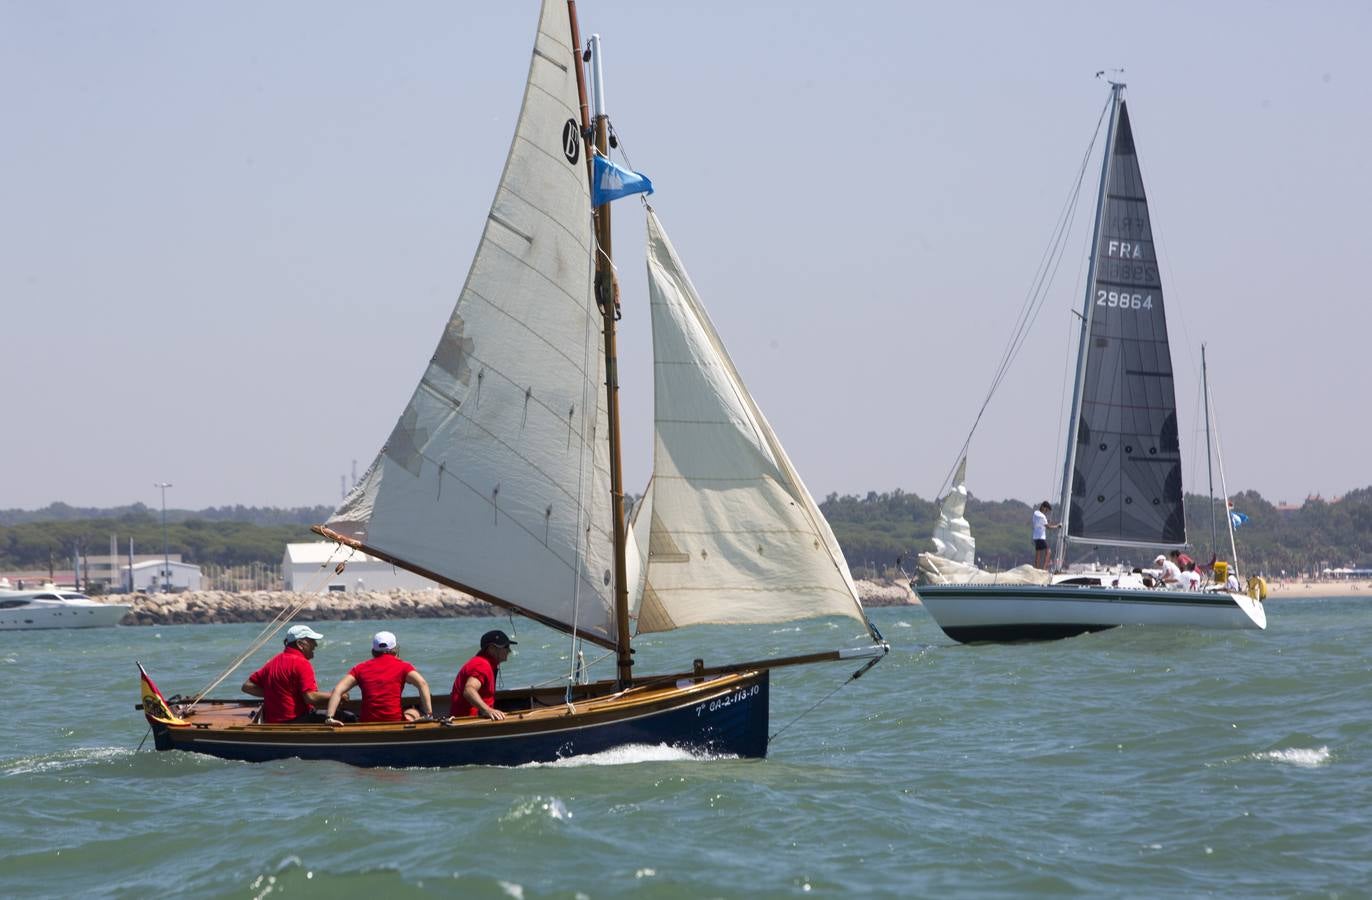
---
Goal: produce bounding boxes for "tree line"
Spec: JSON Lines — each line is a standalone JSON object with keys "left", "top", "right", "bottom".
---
{"left": 2, "top": 489, "right": 1368, "bottom": 578}
{"left": 820, "top": 486, "right": 1372, "bottom": 578}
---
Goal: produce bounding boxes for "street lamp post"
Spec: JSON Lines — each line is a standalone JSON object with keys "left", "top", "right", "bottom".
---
{"left": 154, "top": 482, "right": 173, "bottom": 592}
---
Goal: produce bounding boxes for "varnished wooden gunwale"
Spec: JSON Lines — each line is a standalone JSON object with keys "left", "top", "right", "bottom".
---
{"left": 159, "top": 670, "right": 762, "bottom": 747}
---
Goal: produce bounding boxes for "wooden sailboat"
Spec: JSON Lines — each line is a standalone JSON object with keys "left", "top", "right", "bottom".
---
{"left": 915, "top": 83, "right": 1266, "bottom": 643}
{"left": 138, "top": 0, "right": 887, "bottom": 766}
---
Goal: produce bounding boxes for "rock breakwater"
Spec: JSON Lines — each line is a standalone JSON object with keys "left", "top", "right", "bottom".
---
{"left": 122, "top": 589, "right": 494, "bottom": 626}
{"left": 119, "top": 580, "right": 915, "bottom": 626}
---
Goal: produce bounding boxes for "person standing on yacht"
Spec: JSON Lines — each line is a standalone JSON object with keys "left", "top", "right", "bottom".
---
{"left": 1032, "top": 502, "right": 1060, "bottom": 570}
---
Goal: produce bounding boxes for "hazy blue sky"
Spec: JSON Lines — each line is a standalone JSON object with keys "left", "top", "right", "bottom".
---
{"left": 3, "top": 1, "right": 1367, "bottom": 513}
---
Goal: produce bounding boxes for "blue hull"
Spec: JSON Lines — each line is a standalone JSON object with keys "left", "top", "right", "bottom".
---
{"left": 154, "top": 671, "right": 769, "bottom": 767}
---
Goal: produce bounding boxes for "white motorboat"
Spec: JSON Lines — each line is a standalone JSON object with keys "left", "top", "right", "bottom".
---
{"left": 0, "top": 585, "right": 131, "bottom": 630}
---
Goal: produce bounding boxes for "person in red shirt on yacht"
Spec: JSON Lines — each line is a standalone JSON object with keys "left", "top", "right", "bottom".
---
{"left": 451, "top": 630, "right": 516, "bottom": 720}
{"left": 323, "top": 631, "right": 434, "bottom": 724}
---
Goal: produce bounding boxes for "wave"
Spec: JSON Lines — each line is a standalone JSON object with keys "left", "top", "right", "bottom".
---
{"left": 519, "top": 743, "right": 735, "bottom": 768}
{"left": 1, "top": 745, "right": 132, "bottom": 776}
{"left": 1251, "top": 746, "right": 1332, "bottom": 767}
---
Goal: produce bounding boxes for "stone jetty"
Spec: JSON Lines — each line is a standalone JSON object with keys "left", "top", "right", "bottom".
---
{"left": 118, "top": 580, "right": 915, "bottom": 626}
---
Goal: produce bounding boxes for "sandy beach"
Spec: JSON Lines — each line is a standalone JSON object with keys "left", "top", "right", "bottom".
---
{"left": 1261, "top": 579, "right": 1372, "bottom": 599}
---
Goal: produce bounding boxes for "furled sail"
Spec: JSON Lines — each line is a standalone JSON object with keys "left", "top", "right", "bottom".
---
{"left": 931, "top": 457, "right": 976, "bottom": 565}
{"left": 1068, "top": 100, "right": 1185, "bottom": 548}
{"left": 635, "top": 209, "right": 868, "bottom": 633}
{"left": 324, "top": 0, "right": 619, "bottom": 645}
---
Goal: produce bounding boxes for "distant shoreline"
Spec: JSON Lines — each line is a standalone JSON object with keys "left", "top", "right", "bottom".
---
{"left": 94, "top": 578, "right": 1364, "bottom": 626}
{"left": 1261, "top": 579, "right": 1372, "bottom": 599}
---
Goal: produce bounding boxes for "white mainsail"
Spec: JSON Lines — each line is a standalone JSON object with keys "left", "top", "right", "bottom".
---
{"left": 326, "top": 0, "right": 619, "bottom": 645}
{"left": 635, "top": 209, "right": 867, "bottom": 633}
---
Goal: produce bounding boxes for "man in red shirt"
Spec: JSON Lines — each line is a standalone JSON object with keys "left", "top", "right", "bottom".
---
{"left": 451, "top": 629, "right": 516, "bottom": 720}
{"left": 323, "top": 630, "right": 433, "bottom": 725}
{"left": 241, "top": 624, "right": 333, "bottom": 723}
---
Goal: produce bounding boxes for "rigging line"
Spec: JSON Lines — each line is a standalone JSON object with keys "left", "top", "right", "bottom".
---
{"left": 932, "top": 96, "right": 1111, "bottom": 502}
{"left": 564, "top": 222, "right": 605, "bottom": 691}
{"left": 1185, "top": 369, "right": 1206, "bottom": 550}
{"left": 1051, "top": 311, "right": 1075, "bottom": 499}
{"left": 183, "top": 545, "right": 349, "bottom": 710}
{"left": 531, "top": 647, "right": 616, "bottom": 689}
{"left": 1207, "top": 378, "right": 1242, "bottom": 575}
{"left": 767, "top": 657, "right": 882, "bottom": 746}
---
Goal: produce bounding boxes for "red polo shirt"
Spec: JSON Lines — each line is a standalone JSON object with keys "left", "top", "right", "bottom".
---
{"left": 451, "top": 653, "right": 498, "bottom": 717}
{"left": 249, "top": 645, "right": 317, "bottom": 723}
{"left": 350, "top": 654, "right": 417, "bottom": 722}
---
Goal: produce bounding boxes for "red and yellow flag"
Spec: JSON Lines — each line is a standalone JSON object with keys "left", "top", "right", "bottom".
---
{"left": 138, "top": 662, "right": 187, "bottom": 725}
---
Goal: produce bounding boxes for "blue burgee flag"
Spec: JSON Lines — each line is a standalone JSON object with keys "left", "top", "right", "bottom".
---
{"left": 1230, "top": 510, "right": 1249, "bottom": 528}
{"left": 592, "top": 154, "right": 653, "bottom": 208}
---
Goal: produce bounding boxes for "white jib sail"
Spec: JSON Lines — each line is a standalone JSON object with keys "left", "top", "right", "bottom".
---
{"left": 326, "top": 0, "right": 618, "bottom": 644}
{"left": 636, "top": 209, "right": 867, "bottom": 633}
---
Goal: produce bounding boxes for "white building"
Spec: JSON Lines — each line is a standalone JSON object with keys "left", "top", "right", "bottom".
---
{"left": 283, "top": 542, "right": 443, "bottom": 592}
{"left": 126, "top": 559, "right": 203, "bottom": 593}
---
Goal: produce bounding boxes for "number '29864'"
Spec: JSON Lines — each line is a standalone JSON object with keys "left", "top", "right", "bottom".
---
{"left": 1097, "top": 290, "right": 1154, "bottom": 310}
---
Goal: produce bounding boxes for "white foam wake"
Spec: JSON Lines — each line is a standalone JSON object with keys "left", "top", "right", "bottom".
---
{"left": 1252, "top": 746, "right": 1332, "bottom": 768}
{"left": 1, "top": 745, "right": 131, "bottom": 776}
{"left": 520, "top": 743, "right": 733, "bottom": 768}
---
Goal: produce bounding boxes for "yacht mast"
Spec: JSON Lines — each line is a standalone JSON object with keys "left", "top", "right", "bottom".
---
{"left": 1054, "top": 81, "right": 1124, "bottom": 568}
{"left": 571, "top": 8, "right": 634, "bottom": 686}
{"left": 1203, "top": 344, "right": 1217, "bottom": 557}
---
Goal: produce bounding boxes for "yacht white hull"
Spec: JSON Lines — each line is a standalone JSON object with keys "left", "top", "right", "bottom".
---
{"left": 0, "top": 601, "right": 130, "bottom": 630}
{"left": 916, "top": 583, "right": 1266, "bottom": 643}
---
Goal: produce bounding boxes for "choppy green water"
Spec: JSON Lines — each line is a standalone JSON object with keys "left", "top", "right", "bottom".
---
{"left": 2, "top": 598, "right": 1368, "bottom": 898}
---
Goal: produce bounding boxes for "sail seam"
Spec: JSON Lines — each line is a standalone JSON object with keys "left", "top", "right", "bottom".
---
{"left": 649, "top": 475, "right": 775, "bottom": 483}
{"left": 652, "top": 527, "right": 832, "bottom": 536}
{"left": 1081, "top": 399, "right": 1177, "bottom": 411}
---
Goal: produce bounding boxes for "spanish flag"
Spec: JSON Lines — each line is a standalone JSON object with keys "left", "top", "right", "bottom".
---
{"left": 138, "top": 662, "right": 187, "bottom": 725}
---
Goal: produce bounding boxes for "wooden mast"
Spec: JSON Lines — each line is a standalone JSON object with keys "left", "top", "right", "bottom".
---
{"left": 568, "top": 3, "right": 634, "bottom": 686}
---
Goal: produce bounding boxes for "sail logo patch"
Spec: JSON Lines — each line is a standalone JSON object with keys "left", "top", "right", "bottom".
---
{"left": 562, "top": 119, "right": 581, "bottom": 165}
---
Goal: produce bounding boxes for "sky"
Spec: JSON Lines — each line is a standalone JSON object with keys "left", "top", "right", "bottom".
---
{"left": 2, "top": 1, "right": 1368, "bottom": 513}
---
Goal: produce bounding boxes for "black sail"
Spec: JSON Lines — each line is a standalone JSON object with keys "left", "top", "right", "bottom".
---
{"left": 1068, "top": 101, "right": 1185, "bottom": 547}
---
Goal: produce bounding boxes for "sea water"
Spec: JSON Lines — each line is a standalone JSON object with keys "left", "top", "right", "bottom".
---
{"left": 2, "top": 598, "right": 1368, "bottom": 898}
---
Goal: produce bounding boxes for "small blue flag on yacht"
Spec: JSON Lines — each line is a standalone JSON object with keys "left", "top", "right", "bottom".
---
{"left": 592, "top": 154, "right": 653, "bottom": 208}
{"left": 1230, "top": 510, "right": 1249, "bottom": 528}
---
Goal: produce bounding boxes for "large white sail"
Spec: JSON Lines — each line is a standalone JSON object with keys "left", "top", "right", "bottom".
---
{"left": 325, "top": 0, "right": 619, "bottom": 645}
{"left": 636, "top": 210, "right": 867, "bottom": 633}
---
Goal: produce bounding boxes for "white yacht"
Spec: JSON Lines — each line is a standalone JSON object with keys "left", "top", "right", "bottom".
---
{"left": 0, "top": 582, "right": 131, "bottom": 630}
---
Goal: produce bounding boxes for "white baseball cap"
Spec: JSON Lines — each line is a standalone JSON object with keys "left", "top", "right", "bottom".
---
{"left": 372, "top": 631, "right": 398, "bottom": 652}
{"left": 285, "top": 624, "right": 324, "bottom": 643}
